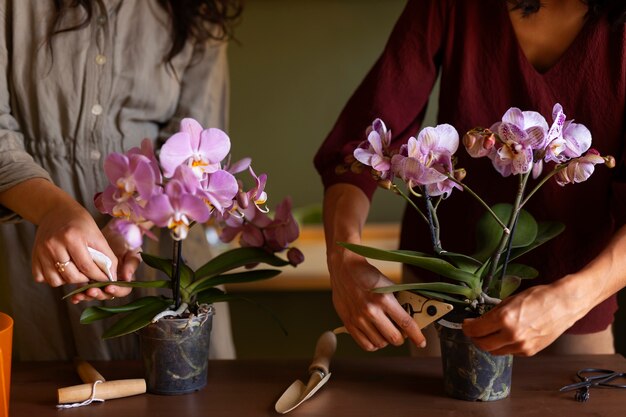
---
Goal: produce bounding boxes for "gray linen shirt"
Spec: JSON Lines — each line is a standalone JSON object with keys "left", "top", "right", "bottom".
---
{"left": 0, "top": 0, "right": 230, "bottom": 360}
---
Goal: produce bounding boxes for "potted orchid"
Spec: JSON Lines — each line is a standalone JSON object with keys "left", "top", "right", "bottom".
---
{"left": 66, "top": 118, "right": 303, "bottom": 394}
{"left": 339, "top": 104, "right": 614, "bottom": 401}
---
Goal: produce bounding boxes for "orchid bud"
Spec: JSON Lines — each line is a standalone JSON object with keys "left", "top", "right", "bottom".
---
{"left": 378, "top": 179, "right": 393, "bottom": 190}
{"left": 287, "top": 247, "right": 305, "bottom": 266}
{"left": 335, "top": 164, "right": 348, "bottom": 175}
{"left": 462, "top": 132, "right": 477, "bottom": 149}
{"left": 453, "top": 168, "right": 467, "bottom": 182}
{"left": 483, "top": 133, "right": 496, "bottom": 150}
{"left": 236, "top": 190, "right": 249, "bottom": 209}
{"left": 350, "top": 161, "right": 363, "bottom": 174}
{"left": 344, "top": 154, "right": 356, "bottom": 164}
{"left": 605, "top": 155, "right": 616, "bottom": 169}
{"left": 463, "top": 128, "right": 493, "bottom": 158}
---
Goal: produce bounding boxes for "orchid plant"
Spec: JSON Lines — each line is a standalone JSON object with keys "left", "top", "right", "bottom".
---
{"left": 340, "top": 104, "right": 614, "bottom": 312}
{"left": 66, "top": 118, "right": 303, "bottom": 338}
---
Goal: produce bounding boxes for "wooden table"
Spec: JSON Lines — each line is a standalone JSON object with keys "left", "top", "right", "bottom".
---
{"left": 10, "top": 355, "right": 626, "bottom": 416}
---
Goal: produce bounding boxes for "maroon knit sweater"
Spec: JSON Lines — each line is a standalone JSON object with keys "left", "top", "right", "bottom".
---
{"left": 314, "top": 0, "right": 626, "bottom": 333}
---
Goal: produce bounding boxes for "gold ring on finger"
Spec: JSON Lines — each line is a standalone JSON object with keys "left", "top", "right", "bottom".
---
{"left": 54, "top": 260, "right": 71, "bottom": 273}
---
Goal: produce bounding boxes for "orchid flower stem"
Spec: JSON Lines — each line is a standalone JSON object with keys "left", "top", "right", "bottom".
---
{"left": 448, "top": 175, "right": 508, "bottom": 232}
{"left": 393, "top": 184, "right": 429, "bottom": 224}
{"left": 519, "top": 164, "right": 567, "bottom": 208}
{"left": 424, "top": 189, "right": 443, "bottom": 255}
{"left": 172, "top": 239, "right": 183, "bottom": 310}
{"left": 483, "top": 171, "right": 530, "bottom": 293}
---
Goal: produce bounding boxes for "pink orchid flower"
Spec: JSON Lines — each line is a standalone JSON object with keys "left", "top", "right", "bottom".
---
{"left": 490, "top": 108, "right": 548, "bottom": 176}
{"left": 97, "top": 148, "right": 159, "bottom": 218}
{"left": 159, "top": 118, "right": 231, "bottom": 178}
{"left": 199, "top": 169, "right": 239, "bottom": 214}
{"left": 145, "top": 176, "right": 211, "bottom": 240}
{"left": 391, "top": 124, "right": 460, "bottom": 197}
{"left": 354, "top": 118, "right": 393, "bottom": 178}
{"left": 263, "top": 197, "right": 300, "bottom": 252}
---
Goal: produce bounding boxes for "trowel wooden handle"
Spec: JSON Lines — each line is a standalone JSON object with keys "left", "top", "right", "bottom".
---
{"left": 74, "top": 358, "right": 106, "bottom": 383}
{"left": 308, "top": 331, "right": 337, "bottom": 375}
{"left": 58, "top": 379, "right": 146, "bottom": 404}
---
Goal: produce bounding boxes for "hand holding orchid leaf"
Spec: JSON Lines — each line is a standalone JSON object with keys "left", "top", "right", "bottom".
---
{"left": 67, "top": 118, "right": 303, "bottom": 338}
{"left": 340, "top": 104, "right": 614, "bottom": 312}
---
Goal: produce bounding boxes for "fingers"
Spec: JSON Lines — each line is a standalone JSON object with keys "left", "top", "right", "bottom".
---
{"left": 462, "top": 316, "right": 501, "bottom": 339}
{"left": 342, "top": 294, "right": 428, "bottom": 351}
{"left": 386, "top": 298, "right": 426, "bottom": 348}
{"left": 67, "top": 243, "right": 115, "bottom": 282}
{"left": 119, "top": 251, "right": 141, "bottom": 281}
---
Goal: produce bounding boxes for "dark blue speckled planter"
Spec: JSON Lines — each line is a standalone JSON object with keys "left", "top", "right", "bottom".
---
{"left": 437, "top": 311, "right": 513, "bottom": 401}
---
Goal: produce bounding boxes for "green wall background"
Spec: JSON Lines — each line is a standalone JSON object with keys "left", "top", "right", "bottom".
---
{"left": 227, "top": 0, "right": 412, "bottom": 359}
{"left": 226, "top": 0, "right": 625, "bottom": 359}
{"left": 227, "top": 0, "right": 430, "bottom": 224}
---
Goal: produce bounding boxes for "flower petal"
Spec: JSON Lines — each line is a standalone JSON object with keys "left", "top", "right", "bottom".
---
{"left": 160, "top": 132, "right": 194, "bottom": 177}
{"left": 199, "top": 128, "right": 231, "bottom": 164}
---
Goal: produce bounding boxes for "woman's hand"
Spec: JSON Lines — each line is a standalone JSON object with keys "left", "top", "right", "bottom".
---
{"left": 329, "top": 249, "right": 426, "bottom": 351}
{"left": 70, "top": 220, "right": 142, "bottom": 303}
{"left": 31, "top": 197, "right": 118, "bottom": 291}
{"left": 462, "top": 283, "right": 585, "bottom": 356}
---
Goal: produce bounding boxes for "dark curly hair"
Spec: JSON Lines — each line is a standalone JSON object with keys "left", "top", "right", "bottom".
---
{"left": 507, "top": 0, "right": 626, "bottom": 26}
{"left": 50, "top": 0, "right": 242, "bottom": 61}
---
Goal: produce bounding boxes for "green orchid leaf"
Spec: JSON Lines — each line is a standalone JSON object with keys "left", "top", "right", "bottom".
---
{"left": 499, "top": 263, "right": 538, "bottom": 279}
{"left": 508, "top": 221, "right": 565, "bottom": 261}
{"left": 102, "top": 297, "right": 172, "bottom": 339}
{"left": 190, "top": 269, "right": 282, "bottom": 295}
{"left": 63, "top": 280, "right": 171, "bottom": 299}
{"left": 195, "top": 288, "right": 236, "bottom": 305}
{"left": 441, "top": 251, "right": 482, "bottom": 272}
{"left": 339, "top": 243, "right": 478, "bottom": 286}
{"left": 79, "top": 296, "right": 167, "bottom": 324}
{"left": 193, "top": 247, "right": 289, "bottom": 282}
{"left": 179, "top": 262, "right": 194, "bottom": 289}
{"left": 473, "top": 203, "right": 538, "bottom": 262}
{"left": 141, "top": 253, "right": 173, "bottom": 277}
{"left": 499, "top": 276, "right": 522, "bottom": 299}
{"left": 417, "top": 290, "right": 469, "bottom": 305}
{"left": 141, "top": 252, "right": 193, "bottom": 287}
{"left": 372, "top": 282, "right": 475, "bottom": 298}
{"left": 80, "top": 307, "right": 115, "bottom": 323}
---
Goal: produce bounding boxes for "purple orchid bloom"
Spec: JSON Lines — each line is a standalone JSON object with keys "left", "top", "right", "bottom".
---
{"left": 199, "top": 169, "right": 239, "bottom": 214}
{"left": 97, "top": 150, "right": 159, "bottom": 218}
{"left": 219, "top": 203, "right": 272, "bottom": 247}
{"left": 391, "top": 124, "right": 460, "bottom": 197}
{"left": 560, "top": 120, "right": 592, "bottom": 159}
{"left": 543, "top": 103, "right": 567, "bottom": 164}
{"left": 127, "top": 139, "right": 162, "bottom": 183}
{"left": 108, "top": 218, "right": 145, "bottom": 251}
{"left": 224, "top": 156, "right": 252, "bottom": 174}
{"left": 555, "top": 149, "right": 606, "bottom": 186}
{"left": 490, "top": 107, "right": 548, "bottom": 176}
{"left": 145, "top": 178, "right": 211, "bottom": 240}
{"left": 354, "top": 118, "right": 393, "bottom": 178}
{"left": 245, "top": 167, "right": 268, "bottom": 211}
{"left": 263, "top": 197, "right": 300, "bottom": 252}
{"left": 159, "top": 118, "right": 231, "bottom": 178}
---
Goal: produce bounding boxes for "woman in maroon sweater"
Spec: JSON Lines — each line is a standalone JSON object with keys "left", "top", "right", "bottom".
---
{"left": 315, "top": 0, "right": 626, "bottom": 356}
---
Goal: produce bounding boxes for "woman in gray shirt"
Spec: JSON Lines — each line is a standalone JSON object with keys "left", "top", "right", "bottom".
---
{"left": 0, "top": 0, "right": 240, "bottom": 360}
